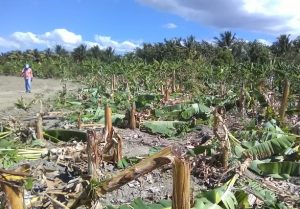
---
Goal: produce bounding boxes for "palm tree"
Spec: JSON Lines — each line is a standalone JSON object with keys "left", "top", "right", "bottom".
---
{"left": 104, "top": 46, "right": 115, "bottom": 62}
{"left": 72, "top": 44, "right": 87, "bottom": 62}
{"left": 248, "top": 40, "right": 271, "bottom": 64}
{"left": 87, "top": 45, "right": 101, "bottom": 59}
{"left": 231, "top": 39, "right": 249, "bottom": 62}
{"left": 54, "top": 45, "right": 69, "bottom": 56}
{"left": 271, "top": 34, "right": 291, "bottom": 56}
{"left": 292, "top": 36, "right": 300, "bottom": 52}
{"left": 183, "top": 35, "right": 199, "bottom": 59}
{"left": 44, "top": 48, "right": 53, "bottom": 59}
{"left": 214, "top": 31, "right": 236, "bottom": 48}
{"left": 7, "top": 50, "right": 23, "bottom": 62}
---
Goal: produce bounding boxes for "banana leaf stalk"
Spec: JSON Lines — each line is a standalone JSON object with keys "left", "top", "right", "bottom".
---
{"left": 0, "top": 131, "right": 13, "bottom": 139}
{"left": 36, "top": 113, "right": 43, "bottom": 139}
{"left": 129, "top": 102, "right": 136, "bottom": 129}
{"left": 87, "top": 130, "right": 101, "bottom": 179}
{"left": 0, "top": 148, "right": 48, "bottom": 160}
{"left": 213, "top": 107, "right": 230, "bottom": 169}
{"left": 238, "top": 82, "right": 245, "bottom": 115}
{"left": 279, "top": 79, "right": 290, "bottom": 122}
{"left": 172, "top": 70, "right": 176, "bottom": 93}
{"left": 172, "top": 157, "right": 190, "bottom": 209}
{"left": 105, "top": 105, "right": 112, "bottom": 140}
{"left": 297, "top": 95, "right": 300, "bottom": 117}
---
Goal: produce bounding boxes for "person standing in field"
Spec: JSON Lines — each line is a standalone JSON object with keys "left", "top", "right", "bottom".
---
{"left": 21, "top": 64, "right": 33, "bottom": 93}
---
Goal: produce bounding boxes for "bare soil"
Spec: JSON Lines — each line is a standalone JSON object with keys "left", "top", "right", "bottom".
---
{"left": 0, "top": 76, "right": 64, "bottom": 110}
{"left": 0, "top": 76, "right": 80, "bottom": 122}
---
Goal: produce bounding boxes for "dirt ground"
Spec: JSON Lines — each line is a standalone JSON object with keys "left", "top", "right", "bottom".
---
{"left": 0, "top": 75, "right": 80, "bottom": 121}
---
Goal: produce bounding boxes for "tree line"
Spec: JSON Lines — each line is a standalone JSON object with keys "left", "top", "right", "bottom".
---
{"left": 0, "top": 31, "right": 299, "bottom": 79}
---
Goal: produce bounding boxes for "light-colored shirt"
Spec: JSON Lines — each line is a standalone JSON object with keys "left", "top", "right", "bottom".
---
{"left": 22, "top": 68, "right": 33, "bottom": 79}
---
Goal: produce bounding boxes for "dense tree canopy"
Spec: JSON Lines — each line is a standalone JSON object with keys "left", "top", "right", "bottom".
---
{"left": 0, "top": 31, "right": 299, "bottom": 88}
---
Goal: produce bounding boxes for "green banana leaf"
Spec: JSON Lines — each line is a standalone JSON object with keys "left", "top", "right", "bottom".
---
{"left": 234, "top": 190, "right": 250, "bottom": 209}
{"left": 181, "top": 103, "right": 211, "bottom": 120}
{"left": 242, "top": 136, "right": 295, "bottom": 159}
{"left": 117, "top": 156, "right": 140, "bottom": 169}
{"left": 44, "top": 129, "right": 87, "bottom": 142}
{"left": 240, "top": 120, "right": 286, "bottom": 142}
{"left": 66, "top": 101, "right": 82, "bottom": 106}
{"left": 155, "top": 103, "right": 211, "bottom": 120}
{"left": 187, "top": 145, "right": 215, "bottom": 156}
{"left": 141, "top": 121, "right": 190, "bottom": 137}
{"left": 99, "top": 113, "right": 125, "bottom": 125}
{"left": 135, "top": 94, "right": 162, "bottom": 108}
{"left": 241, "top": 178, "right": 278, "bottom": 206}
{"left": 154, "top": 109, "right": 182, "bottom": 120}
{"left": 191, "top": 174, "right": 239, "bottom": 209}
{"left": 154, "top": 103, "right": 188, "bottom": 120}
{"left": 160, "top": 103, "right": 186, "bottom": 112}
{"left": 257, "top": 161, "right": 300, "bottom": 178}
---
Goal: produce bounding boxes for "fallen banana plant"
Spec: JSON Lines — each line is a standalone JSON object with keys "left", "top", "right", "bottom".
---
{"left": 141, "top": 120, "right": 190, "bottom": 137}
{"left": 14, "top": 97, "right": 36, "bottom": 111}
{"left": 191, "top": 174, "right": 239, "bottom": 209}
{"left": 44, "top": 129, "right": 88, "bottom": 142}
{"left": 0, "top": 148, "right": 48, "bottom": 160}
{"left": 254, "top": 161, "right": 300, "bottom": 178}
{"left": 0, "top": 131, "right": 13, "bottom": 139}
{"left": 70, "top": 146, "right": 192, "bottom": 209}
{"left": 0, "top": 164, "right": 31, "bottom": 209}
{"left": 241, "top": 136, "right": 295, "bottom": 159}
{"left": 154, "top": 102, "right": 211, "bottom": 121}
{"left": 98, "top": 147, "right": 174, "bottom": 195}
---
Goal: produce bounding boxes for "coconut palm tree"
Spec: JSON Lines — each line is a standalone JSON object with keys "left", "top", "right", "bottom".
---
{"left": 87, "top": 45, "right": 101, "bottom": 59}
{"left": 54, "top": 45, "right": 69, "bottom": 57}
{"left": 271, "top": 34, "right": 291, "bottom": 56}
{"left": 214, "top": 31, "right": 236, "bottom": 48}
{"left": 44, "top": 48, "right": 53, "bottom": 59}
{"left": 72, "top": 44, "right": 87, "bottom": 62}
{"left": 291, "top": 36, "right": 300, "bottom": 53}
{"left": 183, "top": 35, "right": 199, "bottom": 59}
{"left": 248, "top": 40, "right": 271, "bottom": 64}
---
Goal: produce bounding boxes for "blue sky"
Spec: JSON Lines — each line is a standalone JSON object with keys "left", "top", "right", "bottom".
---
{"left": 1, "top": 0, "right": 300, "bottom": 53}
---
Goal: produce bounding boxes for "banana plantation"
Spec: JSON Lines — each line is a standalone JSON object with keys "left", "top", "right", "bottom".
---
{"left": 0, "top": 32, "right": 299, "bottom": 209}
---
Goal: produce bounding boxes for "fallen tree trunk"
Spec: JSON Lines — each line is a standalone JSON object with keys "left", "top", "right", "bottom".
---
{"left": 70, "top": 147, "right": 174, "bottom": 208}
{"left": 99, "top": 146, "right": 173, "bottom": 194}
{"left": 0, "top": 165, "right": 31, "bottom": 209}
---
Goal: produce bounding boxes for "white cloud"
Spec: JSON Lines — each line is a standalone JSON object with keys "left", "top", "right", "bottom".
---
{"left": 94, "top": 35, "right": 140, "bottom": 52}
{"left": 12, "top": 32, "right": 46, "bottom": 45}
{"left": 0, "top": 37, "right": 20, "bottom": 49}
{"left": 95, "top": 35, "right": 119, "bottom": 48}
{"left": 43, "top": 29, "right": 82, "bottom": 45}
{"left": 137, "top": 0, "right": 300, "bottom": 35}
{"left": 0, "top": 29, "right": 139, "bottom": 53}
{"left": 163, "top": 23, "right": 177, "bottom": 29}
{"left": 42, "top": 29, "right": 83, "bottom": 51}
{"left": 257, "top": 38, "right": 272, "bottom": 46}
{"left": 84, "top": 41, "right": 100, "bottom": 48}
{"left": 9, "top": 29, "right": 82, "bottom": 50}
